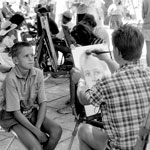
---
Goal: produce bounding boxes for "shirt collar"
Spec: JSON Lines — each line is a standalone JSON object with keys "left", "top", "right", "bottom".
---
{"left": 118, "top": 61, "right": 141, "bottom": 72}
{"left": 13, "top": 66, "right": 36, "bottom": 79}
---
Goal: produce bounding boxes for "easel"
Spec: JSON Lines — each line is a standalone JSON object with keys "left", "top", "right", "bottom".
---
{"left": 35, "top": 12, "right": 70, "bottom": 76}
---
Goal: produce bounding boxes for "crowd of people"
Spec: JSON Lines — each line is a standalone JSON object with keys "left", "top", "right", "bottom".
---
{"left": 0, "top": 0, "right": 150, "bottom": 150}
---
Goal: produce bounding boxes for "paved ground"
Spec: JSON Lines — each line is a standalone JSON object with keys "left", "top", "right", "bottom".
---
{"left": 0, "top": 25, "right": 147, "bottom": 150}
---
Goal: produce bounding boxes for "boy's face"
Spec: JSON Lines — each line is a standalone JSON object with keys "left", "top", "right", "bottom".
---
{"left": 15, "top": 46, "right": 35, "bottom": 70}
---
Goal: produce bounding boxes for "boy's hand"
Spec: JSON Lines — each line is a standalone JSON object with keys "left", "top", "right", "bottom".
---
{"left": 35, "top": 130, "right": 48, "bottom": 144}
{"left": 71, "top": 67, "right": 81, "bottom": 84}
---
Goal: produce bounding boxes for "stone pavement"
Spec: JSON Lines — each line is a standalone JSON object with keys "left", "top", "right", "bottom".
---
{"left": 0, "top": 75, "right": 79, "bottom": 150}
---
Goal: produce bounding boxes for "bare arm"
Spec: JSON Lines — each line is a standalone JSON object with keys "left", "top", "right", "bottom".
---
{"left": 102, "top": 56, "right": 119, "bottom": 73}
{"left": 77, "top": 79, "right": 90, "bottom": 105}
{"left": 88, "top": 50, "right": 119, "bottom": 73}
{"left": 35, "top": 102, "right": 47, "bottom": 129}
{"left": 13, "top": 110, "right": 48, "bottom": 143}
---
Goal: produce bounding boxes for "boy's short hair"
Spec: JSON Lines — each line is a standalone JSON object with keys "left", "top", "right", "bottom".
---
{"left": 112, "top": 24, "right": 144, "bottom": 61}
{"left": 9, "top": 41, "right": 31, "bottom": 58}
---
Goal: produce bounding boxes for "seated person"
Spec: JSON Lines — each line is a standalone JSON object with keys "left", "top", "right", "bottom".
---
{"left": 0, "top": 42, "right": 62, "bottom": 150}
{"left": 80, "top": 13, "right": 110, "bottom": 46}
{"left": 0, "top": 20, "right": 17, "bottom": 87}
{"left": 71, "top": 22, "right": 103, "bottom": 46}
{"left": 72, "top": 24, "right": 150, "bottom": 150}
{"left": 9, "top": 13, "right": 25, "bottom": 42}
{"left": 56, "top": 10, "right": 75, "bottom": 40}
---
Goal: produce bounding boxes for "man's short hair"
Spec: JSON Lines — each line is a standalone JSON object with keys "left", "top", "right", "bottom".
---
{"left": 112, "top": 24, "right": 144, "bottom": 61}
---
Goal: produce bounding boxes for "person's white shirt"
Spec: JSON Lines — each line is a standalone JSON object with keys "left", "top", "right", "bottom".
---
{"left": 56, "top": 21, "right": 75, "bottom": 39}
{"left": 93, "top": 24, "right": 110, "bottom": 47}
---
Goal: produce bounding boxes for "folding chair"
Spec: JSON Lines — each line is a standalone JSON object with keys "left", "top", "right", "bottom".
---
{"left": 134, "top": 107, "right": 150, "bottom": 150}
{"left": 0, "top": 126, "right": 18, "bottom": 150}
{"left": 68, "top": 76, "right": 104, "bottom": 150}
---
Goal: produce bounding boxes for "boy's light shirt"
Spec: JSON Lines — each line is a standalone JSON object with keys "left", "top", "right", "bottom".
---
{"left": 3, "top": 67, "right": 47, "bottom": 112}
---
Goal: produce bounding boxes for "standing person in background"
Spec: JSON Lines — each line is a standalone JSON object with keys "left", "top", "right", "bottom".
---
{"left": 107, "top": 0, "right": 124, "bottom": 30}
{"left": 74, "top": 0, "right": 99, "bottom": 24}
{"left": 95, "top": 0, "right": 105, "bottom": 26}
{"left": 142, "top": 0, "right": 150, "bottom": 67}
{"left": 55, "top": 0, "right": 70, "bottom": 30}
{"left": 21, "top": 1, "right": 30, "bottom": 17}
{"left": 56, "top": 10, "right": 75, "bottom": 40}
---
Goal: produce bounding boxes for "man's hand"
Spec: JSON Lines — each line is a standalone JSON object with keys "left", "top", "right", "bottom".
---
{"left": 71, "top": 67, "right": 81, "bottom": 84}
{"left": 86, "top": 49, "right": 119, "bottom": 73}
{"left": 86, "top": 49, "right": 111, "bottom": 62}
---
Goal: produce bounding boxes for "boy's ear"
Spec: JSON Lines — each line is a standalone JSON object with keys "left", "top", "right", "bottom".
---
{"left": 12, "top": 57, "right": 19, "bottom": 65}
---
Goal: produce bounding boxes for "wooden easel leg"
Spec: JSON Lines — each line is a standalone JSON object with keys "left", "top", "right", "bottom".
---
{"left": 67, "top": 120, "right": 80, "bottom": 150}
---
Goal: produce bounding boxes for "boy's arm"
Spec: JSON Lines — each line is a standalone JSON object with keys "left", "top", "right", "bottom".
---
{"left": 35, "top": 102, "right": 47, "bottom": 129}
{"left": 77, "top": 79, "right": 90, "bottom": 105}
{"left": 13, "top": 110, "right": 48, "bottom": 143}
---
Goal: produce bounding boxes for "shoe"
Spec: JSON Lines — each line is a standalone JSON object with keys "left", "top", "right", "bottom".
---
{"left": 57, "top": 106, "right": 72, "bottom": 114}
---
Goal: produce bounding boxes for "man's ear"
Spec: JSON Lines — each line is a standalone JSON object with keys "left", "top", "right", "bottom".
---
{"left": 115, "top": 47, "right": 121, "bottom": 57}
{"left": 12, "top": 57, "right": 18, "bottom": 65}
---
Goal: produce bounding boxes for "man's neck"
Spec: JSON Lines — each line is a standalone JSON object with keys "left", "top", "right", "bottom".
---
{"left": 119, "top": 60, "right": 138, "bottom": 67}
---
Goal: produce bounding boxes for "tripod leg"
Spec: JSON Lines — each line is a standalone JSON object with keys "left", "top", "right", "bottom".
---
{"left": 67, "top": 121, "right": 80, "bottom": 150}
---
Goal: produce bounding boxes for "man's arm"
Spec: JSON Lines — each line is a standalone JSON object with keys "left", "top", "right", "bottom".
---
{"left": 77, "top": 79, "right": 90, "bottom": 105}
{"left": 89, "top": 50, "right": 119, "bottom": 73}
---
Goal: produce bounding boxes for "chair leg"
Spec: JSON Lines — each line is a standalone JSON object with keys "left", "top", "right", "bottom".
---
{"left": 67, "top": 121, "right": 80, "bottom": 150}
{"left": 4, "top": 135, "right": 16, "bottom": 150}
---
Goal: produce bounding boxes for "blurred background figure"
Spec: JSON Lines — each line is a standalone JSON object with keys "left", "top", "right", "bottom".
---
{"left": 107, "top": 0, "right": 125, "bottom": 30}
{"left": 21, "top": 1, "right": 30, "bottom": 17}
{"left": 80, "top": 13, "right": 110, "bottom": 46}
{"left": 142, "top": 0, "right": 150, "bottom": 66}
{"left": 73, "top": 0, "right": 102, "bottom": 25}
{"left": 56, "top": 10, "right": 75, "bottom": 40}
{"left": 55, "top": 0, "right": 70, "bottom": 30}
{"left": 1, "top": 0, "right": 15, "bottom": 19}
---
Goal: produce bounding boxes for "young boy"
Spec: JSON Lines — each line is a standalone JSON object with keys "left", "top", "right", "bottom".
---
{"left": 0, "top": 42, "right": 62, "bottom": 150}
{"left": 72, "top": 24, "right": 150, "bottom": 150}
